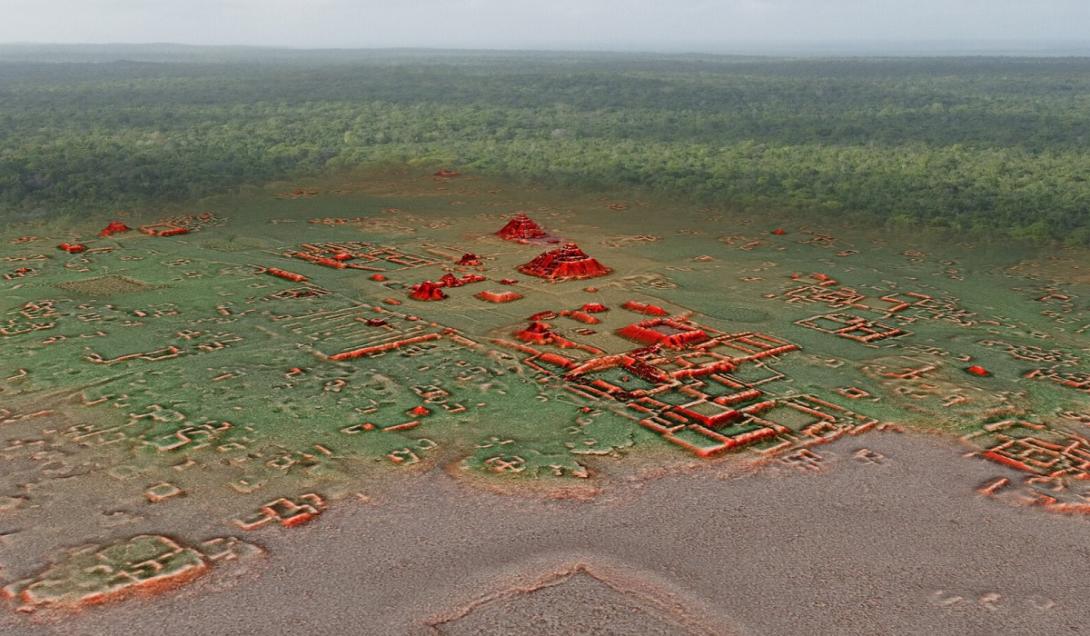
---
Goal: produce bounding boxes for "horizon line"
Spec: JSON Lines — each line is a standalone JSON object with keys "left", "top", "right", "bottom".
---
{"left": 2, "top": 39, "right": 1090, "bottom": 57}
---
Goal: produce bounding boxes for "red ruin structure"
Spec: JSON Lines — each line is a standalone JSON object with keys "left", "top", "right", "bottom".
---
{"left": 433, "top": 169, "right": 461, "bottom": 178}
{"left": 139, "top": 224, "right": 190, "bottom": 237}
{"left": 409, "top": 281, "right": 448, "bottom": 301}
{"left": 621, "top": 300, "right": 668, "bottom": 316}
{"left": 98, "top": 221, "right": 132, "bottom": 238}
{"left": 518, "top": 243, "right": 611, "bottom": 281}
{"left": 476, "top": 290, "right": 523, "bottom": 303}
{"left": 457, "top": 253, "right": 482, "bottom": 266}
{"left": 515, "top": 321, "right": 558, "bottom": 345}
{"left": 265, "top": 268, "right": 308, "bottom": 283}
{"left": 57, "top": 242, "right": 87, "bottom": 254}
{"left": 617, "top": 318, "right": 710, "bottom": 349}
{"left": 408, "top": 405, "right": 432, "bottom": 417}
{"left": 408, "top": 273, "right": 486, "bottom": 301}
{"left": 293, "top": 251, "right": 347, "bottom": 269}
{"left": 438, "top": 272, "right": 485, "bottom": 288}
{"left": 496, "top": 213, "right": 547, "bottom": 241}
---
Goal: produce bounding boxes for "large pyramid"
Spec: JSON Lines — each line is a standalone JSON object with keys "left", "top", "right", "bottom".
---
{"left": 517, "top": 243, "right": 611, "bottom": 281}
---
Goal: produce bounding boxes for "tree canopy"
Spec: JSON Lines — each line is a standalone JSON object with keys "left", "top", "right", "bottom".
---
{"left": 1, "top": 49, "right": 1087, "bottom": 243}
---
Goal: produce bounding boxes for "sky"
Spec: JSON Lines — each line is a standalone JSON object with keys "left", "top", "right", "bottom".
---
{"left": 1, "top": 0, "right": 1088, "bottom": 52}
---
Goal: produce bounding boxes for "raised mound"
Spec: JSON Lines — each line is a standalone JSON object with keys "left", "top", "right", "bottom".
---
{"left": 56, "top": 275, "right": 152, "bottom": 296}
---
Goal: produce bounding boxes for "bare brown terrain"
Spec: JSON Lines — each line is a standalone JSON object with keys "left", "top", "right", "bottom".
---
{"left": 2, "top": 431, "right": 1087, "bottom": 635}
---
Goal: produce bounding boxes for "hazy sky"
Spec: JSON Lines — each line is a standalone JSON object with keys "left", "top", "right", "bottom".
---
{"left": 2, "top": 0, "right": 1088, "bottom": 51}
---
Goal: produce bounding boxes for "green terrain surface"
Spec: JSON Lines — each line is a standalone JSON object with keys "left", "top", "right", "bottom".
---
{"left": 2, "top": 170, "right": 1088, "bottom": 568}
{"left": 0, "top": 49, "right": 1088, "bottom": 615}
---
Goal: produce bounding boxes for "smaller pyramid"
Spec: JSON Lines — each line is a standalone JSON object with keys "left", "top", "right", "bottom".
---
{"left": 496, "top": 213, "right": 547, "bottom": 241}
{"left": 515, "top": 321, "right": 556, "bottom": 345}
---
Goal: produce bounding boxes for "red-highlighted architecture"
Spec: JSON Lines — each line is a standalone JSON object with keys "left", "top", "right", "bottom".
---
{"left": 265, "top": 267, "right": 308, "bottom": 283}
{"left": 289, "top": 241, "right": 438, "bottom": 272}
{"left": 409, "top": 273, "right": 486, "bottom": 301}
{"left": 617, "top": 318, "right": 710, "bottom": 349}
{"left": 328, "top": 332, "right": 443, "bottom": 362}
{"left": 494, "top": 298, "right": 813, "bottom": 459}
{"left": 140, "top": 225, "right": 190, "bottom": 237}
{"left": 438, "top": 272, "right": 486, "bottom": 288}
{"left": 496, "top": 213, "right": 547, "bottom": 241}
{"left": 621, "top": 300, "right": 668, "bottom": 316}
{"left": 98, "top": 221, "right": 132, "bottom": 238}
{"left": 293, "top": 251, "right": 347, "bottom": 269}
{"left": 409, "top": 281, "right": 448, "bottom": 301}
{"left": 476, "top": 290, "right": 523, "bottom": 303}
{"left": 515, "top": 321, "right": 557, "bottom": 345}
{"left": 518, "top": 243, "right": 611, "bottom": 281}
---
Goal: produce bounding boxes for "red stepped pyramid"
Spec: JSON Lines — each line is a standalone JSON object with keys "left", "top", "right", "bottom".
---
{"left": 518, "top": 243, "right": 611, "bottom": 281}
{"left": 496, "top": 213, "right": 547, "bottom": 241}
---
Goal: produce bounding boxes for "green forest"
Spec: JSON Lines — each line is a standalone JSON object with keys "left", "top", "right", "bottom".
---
{"left": 1, "top": 46, "right": 1089, "bottom": 243}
